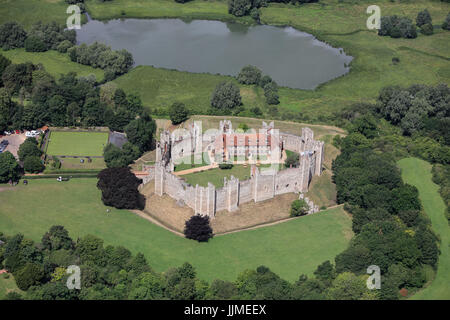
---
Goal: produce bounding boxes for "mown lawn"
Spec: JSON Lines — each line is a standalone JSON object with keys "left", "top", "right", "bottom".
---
{"left": 398, "top": 158, "right": 450, "bottom": 300}
{"left": 46, "top": 131, "right": 108, "bottom": 156}
{"left": 0, "top": 178, "right": 352, "bottom": 282}
{"left": 0, "top": 49, "right": 105, "bottom": 82}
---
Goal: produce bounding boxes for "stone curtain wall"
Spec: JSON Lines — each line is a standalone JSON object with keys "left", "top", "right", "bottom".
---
{"left": 153, "top": 163, "right": 313, "bottom": 218}
{"left": 148, "top": 122, "right": 325, "bottom": 218}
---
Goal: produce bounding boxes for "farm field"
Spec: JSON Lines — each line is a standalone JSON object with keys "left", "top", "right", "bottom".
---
{"left": 398, "top": 158, "right": 450, "bottom": 300}
{"left": 0, "top": 178, "right": 352, "bottom": 282}
{"left": 0, "top": 49, "right": 104, "bottom": 81}
{"left": 46, "top": 131, "right": 108, "bottom": 157}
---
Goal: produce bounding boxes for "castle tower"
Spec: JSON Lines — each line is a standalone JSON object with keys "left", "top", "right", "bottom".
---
{"left": 298, "top": 151, "right": 312, "bottom": 192}
{"left": 154, "top": 163, "right": 165, "bottom": 196}
{"left": 224, "top": 175, "right": 239, "bottom": 211}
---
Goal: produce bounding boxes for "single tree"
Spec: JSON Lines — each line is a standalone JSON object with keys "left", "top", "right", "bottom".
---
{"left": 97, "top": 167, "right": 145, "bottom": 209}
{"left": 290, "top": 199, "right": 309, "bottom": 217}
{"left": 211, "top": 82, "right": 242, "bottom": 111}
{"left": 184, "top": 215, "right": 213, "bottom": 242}
{"left": 0, "top": 151, "right": 21, "bottom": 183}
{"left": 416, "top": 9, "right": 432, "bottom": 27}
{"left": 169, "top": 102, "right": 189, "bottom": 125}
{"left": 237, "top": 65, "right": 262, "bottom": 85}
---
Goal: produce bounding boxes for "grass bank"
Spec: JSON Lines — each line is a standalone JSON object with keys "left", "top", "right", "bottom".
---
{"left": 0, "top": 49, "right": 105, "bottom": 82}
{"left": 398, "top": 158, "right": 450, "bottom": 300}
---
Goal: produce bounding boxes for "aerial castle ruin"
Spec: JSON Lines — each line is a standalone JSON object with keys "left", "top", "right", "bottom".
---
{"left": 152, "top": 120, "right": 324, "bottom": 218}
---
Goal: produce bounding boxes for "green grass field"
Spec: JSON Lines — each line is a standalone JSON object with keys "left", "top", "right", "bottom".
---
{"left": 46, "top": 131, "right": 108, "bottom": 156}
{"left": 398, "top": 158, "right": 450, "bottom": 300}
{"left": 0, "top": 49, "right": 105, "bottom": 82}
{"left": 0, "top": 274, "right": 22, "bottom": 300}
{"left": 0, "top": 178, "right": 352, "bottom": 282}
{"left": 173, "top": 152, "right": 211, "bottom": 172}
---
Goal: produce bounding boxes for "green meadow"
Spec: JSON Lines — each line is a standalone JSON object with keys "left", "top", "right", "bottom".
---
{"left": 0, "top": 49, "right": 105, "bottom": 82}
{"left": 398, "top": 158, "right": 450, "bottom": 300}
{"left": 0, "top": 178, "right": 352, "bottom": 282}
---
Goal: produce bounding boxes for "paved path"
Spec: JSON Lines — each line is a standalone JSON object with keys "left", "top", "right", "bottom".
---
{"left": 173, "top": 163, "right": 219, "bottom": 176}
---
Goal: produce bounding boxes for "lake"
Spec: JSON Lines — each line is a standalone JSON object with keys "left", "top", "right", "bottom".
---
{"left": 76, "top": 18, "right": 352, "bottom": 89}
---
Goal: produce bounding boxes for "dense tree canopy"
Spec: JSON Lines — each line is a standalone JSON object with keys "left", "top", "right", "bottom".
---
{"left": 0, "top": 22, "right": 27, "bottom": 50}
{"left": 379, "top": 15, "right": 417, "bottom": 39}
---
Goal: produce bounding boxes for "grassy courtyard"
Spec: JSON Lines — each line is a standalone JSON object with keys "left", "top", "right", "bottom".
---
{"left": 398, "top": 158, "right": 450, "bottom": 300}
{"left": 0, "top": 178, "right": 352, "bottom": 282}
{"left": 46, "top": 131, "right": 109, "bottom": 157}
{"left": 181, "top": 165, "right": 253, "bottom": 188}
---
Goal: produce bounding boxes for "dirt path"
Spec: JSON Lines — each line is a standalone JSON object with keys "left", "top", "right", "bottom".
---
{"left": 131, "top": 204, "right": 345, "bottom": 238}
{"left": 130, "top": 209, "right": 185, "bottom": 237}
{"left": 173, "top": 163, "right": 219, "bottom": 176}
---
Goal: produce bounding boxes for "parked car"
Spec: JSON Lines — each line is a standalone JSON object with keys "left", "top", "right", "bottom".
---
{"left": 3, "top": 131, "right": 11, "bottom": 136}
{"left": 25, "top": 130, "right": 40, "bottom": 138}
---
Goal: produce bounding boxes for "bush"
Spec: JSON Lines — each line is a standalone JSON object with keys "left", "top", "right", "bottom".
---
{"left": 416, "top": 9, "right": 432, "bottom": 28}
{"left": 24, "top": 36, "right": 46, "bottom": 52}
{"left": 184, "top": 215, "right": 213, "bottom": 242}
{"left": 442, "top": 13, "right": 450, "bottom": 30}
{"left": 219, "top": 163, "right": 233, "bottom": 170}
{"left": 290, "top": 199, "right": 309, "bottom": 217}
{"left": 420, "top": 23, "right": 434, "bottom": 35}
